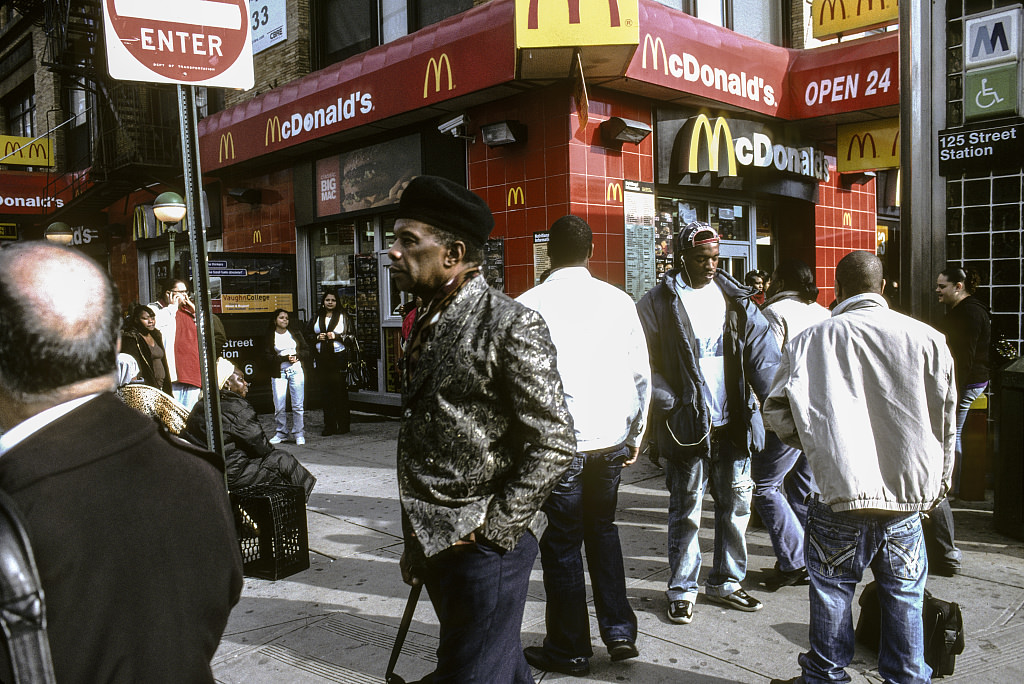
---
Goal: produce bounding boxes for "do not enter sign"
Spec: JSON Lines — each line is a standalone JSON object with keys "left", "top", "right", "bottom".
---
{"left": 103, "top": 0, "right": 254, "bottom": 88}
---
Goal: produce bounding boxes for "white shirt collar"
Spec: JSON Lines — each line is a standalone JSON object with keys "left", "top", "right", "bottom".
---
{"left": 832, "top": 292, "right": 888, "bottom": 316}
{"left": 0, "top": 393, "right": 103, "bottom": 457}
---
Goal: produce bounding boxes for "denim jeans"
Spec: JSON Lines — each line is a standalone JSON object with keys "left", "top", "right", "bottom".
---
{"left": 539, "top": 445, "right": 636, "bottom": 661}
{"left": 665, "top": 434, "right": 753, "bottom": 601}
{"left": 952, "top": 383, "right": 987, "bottom": 494}
{"left": 800, "top": 499, "right": 930, "bottom": 684}
{"left": 752, "top": 431, "right": 815, "bottom": 572}
{"left": 271, "top": 363, "right": 304, "bottom": 439}
{"left": 172, "top": 382, "right": 200, "bottom": 412}
{"left": 422, "top": 532, "right": 537, "bottom": 683}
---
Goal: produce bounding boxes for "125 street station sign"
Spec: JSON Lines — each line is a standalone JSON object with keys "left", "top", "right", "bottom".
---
{"left": 103, "top": 0, "right": 254, "bottom": 88}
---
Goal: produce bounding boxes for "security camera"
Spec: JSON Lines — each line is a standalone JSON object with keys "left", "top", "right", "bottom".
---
{"left": 437, "top": 114, "right": 469, "bottom": 136}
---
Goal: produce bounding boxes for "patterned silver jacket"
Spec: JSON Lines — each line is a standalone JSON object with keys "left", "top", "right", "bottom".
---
{"left": 398, "top": 275, "right": 575, "bottom": 558}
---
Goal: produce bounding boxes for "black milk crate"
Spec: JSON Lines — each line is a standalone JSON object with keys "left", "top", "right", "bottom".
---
{"left": 230, "top": 483, "right": 310, "bottom": 580}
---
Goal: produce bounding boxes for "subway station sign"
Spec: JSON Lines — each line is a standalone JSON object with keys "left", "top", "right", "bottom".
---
{"left": 937, "top": 119, "right": 1024, "bottom": 176}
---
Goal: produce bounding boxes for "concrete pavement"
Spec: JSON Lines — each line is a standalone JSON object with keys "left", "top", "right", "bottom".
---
{"left": 212, "top": 410, "right": 1024, "bottom": 683}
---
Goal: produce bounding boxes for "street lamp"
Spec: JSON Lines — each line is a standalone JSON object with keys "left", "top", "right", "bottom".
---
{"left": 152, "top": 191, "right": 187, "bottom": 276}
{"left": 44, "top": 221, "right": 74, "bottom": 245}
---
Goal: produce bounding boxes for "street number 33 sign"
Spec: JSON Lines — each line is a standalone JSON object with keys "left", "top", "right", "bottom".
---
{"left": 103, "top": 0, "right": 255, "bottom": 89}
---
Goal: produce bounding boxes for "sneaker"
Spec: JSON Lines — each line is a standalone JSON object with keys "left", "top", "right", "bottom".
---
{"left": 766, "top": 566, "right": 810, "bottom": 591}
{"left": 607, "top": 639, "right": 639, "bottom": 661}
{"left": 707, "top": 588, "right": 763, "bottom": 612}
{"left": 269, "top": 435, "right": 284, "bottom": 444}
{"left": 667, "top": 599, "right": 693, "bottom": 624}
{"left": 295, "top": 436, "right": 306, "bottom": 445}
{"left": 523, "top": 646, "right": 590, "bottom": 677}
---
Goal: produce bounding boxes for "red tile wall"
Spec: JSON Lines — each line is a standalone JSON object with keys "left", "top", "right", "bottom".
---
{"left": 468, "top": 85, "right": 653, "bottom": 296}
{"left": 813, "top": 160, "right": 878, "bottom": 306}
{"left": 222, "top": 168, "right": 296, "bottom": 253}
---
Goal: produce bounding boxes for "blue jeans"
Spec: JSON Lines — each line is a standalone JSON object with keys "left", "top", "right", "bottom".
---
{"left": 800, "top": 500, "right": 930, "bottom": 684}
{"left": 665, "top": 435, "right": 753, "bottom": 601}
{"left": 952, "top": 383, "right": 987, "bottom": 494}
{"left": 539, "top": 446, "right": 636, "bottom": 660}
{"left": 752, "top": 431, "right": 815, "bottom": 572}
{"left": 422, "top": 532, "right": 537, "bottom": 683}
{"left": 271, "top": 363, "right": 305, "bottom": 439}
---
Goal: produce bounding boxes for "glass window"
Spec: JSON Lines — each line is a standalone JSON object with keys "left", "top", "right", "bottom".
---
{"left": 731, "top": 0, "right": 781, "bottom": 44}
{"left": 322, "top": 0, "right": 374, "bottom": 65}
{"left": 413, "top": 0, "right": 473, "bottom": 30}
{"left": 695, "top": 0, "right": 724, "bottom": 27}
{"left": 313, "top": 220, "right": 359, "bottom": 314}
{"left": 381, "top": 0, "right": 407, "bottom": 43}
{"left": 711, "top": 203, "right": 749, "bottom": 241}
{"left": 4, "top": 85, "right": 34, "bottom": 137}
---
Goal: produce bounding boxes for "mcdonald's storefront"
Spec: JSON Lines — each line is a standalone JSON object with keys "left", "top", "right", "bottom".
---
{"left": 183, "top": 0, "right": 901, "bottom": 408}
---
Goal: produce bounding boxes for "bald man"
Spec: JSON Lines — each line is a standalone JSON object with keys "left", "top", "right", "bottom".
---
{"left": 0, "top": 242, "right": 242, "bottom": 683}
{"left": 765, "top": 251, "right": 956, "bottom": 684}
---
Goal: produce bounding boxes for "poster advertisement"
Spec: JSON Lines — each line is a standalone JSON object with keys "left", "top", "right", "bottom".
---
{"left": 533, "top": 232, "right": 550, "bottom": 285}
{"left": 317, "top": 135, "right": 421, "bottom": 217}
{"left": 484, "top": 238, "right": 505, "bottom": 291}
{"left": 623, "top": 180, "right": 657, "bottom": 302}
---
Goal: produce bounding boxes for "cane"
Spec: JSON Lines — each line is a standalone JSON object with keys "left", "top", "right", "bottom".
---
{"left": 385, "top": 578, "right": 422, "bottom": 684}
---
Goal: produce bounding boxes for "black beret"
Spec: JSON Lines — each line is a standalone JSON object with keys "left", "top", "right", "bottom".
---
{"left": 396, "top": 176, "right": 494, "bottom": 246}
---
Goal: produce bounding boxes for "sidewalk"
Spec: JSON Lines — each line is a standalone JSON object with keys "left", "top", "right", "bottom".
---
{"left": 212, "top": 411, "right": 1024, "bottom": 683}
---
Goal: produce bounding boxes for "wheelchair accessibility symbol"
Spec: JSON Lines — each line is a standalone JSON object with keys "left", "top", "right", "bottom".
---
{"left": 976, "top": 79, "right": 1005, "bottom": 109}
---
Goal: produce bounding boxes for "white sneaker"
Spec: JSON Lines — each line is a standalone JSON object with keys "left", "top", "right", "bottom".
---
{"left": 295, "top": 436, "right": 306, "bottom": 446}
{"left": 269, "top": 435, "right": 284, "bottom": 444}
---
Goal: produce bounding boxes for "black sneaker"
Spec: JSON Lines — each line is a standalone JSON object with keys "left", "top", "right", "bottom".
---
{"left": 607, "top": 639, "right": 639, "bottom": 662}
{"left": 707, "top": 588, "right": 763, "bottom": 612}
{"left": 523, "top": 646, "right": 590, "bottom": 677}
{"left": 766, "top": 566, "right": 810, "bottom": 591}
{"left": 667, "top": 599, "right": 693, "bottom": 624}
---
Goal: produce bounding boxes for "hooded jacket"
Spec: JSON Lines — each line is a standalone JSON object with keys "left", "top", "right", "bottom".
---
{"left": 636, "top": 268, "right": 780, "bottom": 461}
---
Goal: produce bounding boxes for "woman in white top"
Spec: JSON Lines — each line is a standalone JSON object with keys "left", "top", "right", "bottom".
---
{"left": 263, "top": 308, "right": 309, "bottom": 445}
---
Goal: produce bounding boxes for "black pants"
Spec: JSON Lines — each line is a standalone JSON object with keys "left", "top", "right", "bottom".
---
{"left": 316, "top": 351, "right": 350, "bottom": 432}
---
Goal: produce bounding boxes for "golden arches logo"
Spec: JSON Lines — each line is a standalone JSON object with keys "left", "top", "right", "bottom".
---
{"left": 424, "top": 54, "right": 455, "bottom": 98}
{"left": 253, "top": 229, "right": 262, "bottom": 244}
{"left": 890, "top": 130, "right": 900, "bottom": 157}
{"left": 607, "top": 182, "right": 623, "bottom": 202}
{"left": 846, "top": 133, "right": 877, "bottom": 160}
{"left": 818, "top": 0, "right": 848, "bottom": 22}
{"left": 856, "top": 0, "right": 888, "bottom": 13}
{"left": 686, "top": 115, "right": 737, "bottom": 177}
{"left": 642, "top": 34, "right": 668, "bottom": 74}
{"left": 842, "top": 212, "right": 853, "bottom": 227}
{"left": 265, "top": 116, "right": 282, "bottom": 146}
{"left": 2, "top": 139, "right": 50, "bottom": 164}
{"left": 219, "top": 133, "right": 236, "bottom": 162}
{"left": 507, "top": 186, "right": 525, "bottom": 207}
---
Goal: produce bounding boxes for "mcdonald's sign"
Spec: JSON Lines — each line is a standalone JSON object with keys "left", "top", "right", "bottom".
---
{"left": 641, "top": 34, "right": 668, "bottom": 74}
{"left": 219, "top": 132, "right": 236, "bottom": 162}
{"left": 681, "top": 114, "right": 737, "bottom": 176}
{"left": 0, "top": 135, "right": 53, "bottom": 167}
{"left": 842, "top": 212, "right": 853, "bottom": 227}
{"left": 515, "top": 0, "right": 639, "bottom": 49}
{"left": 606, "top": 182, "right": 623, "bottom": 202}
{"left": 837, "top": 118, "right": 899, "bottom": 172}
{"left": 812, "top": 0, "right": 897, "bottom": 40}
{"left": 424, "top": 54, "right": 455, "bottom": 99}
{"left": 265, "top": 116, "right": 283, "bottom": 146}
{"left": 507, "top": 186, "right": 525, "bottom": 207}
{"left": 253, "top": 229, "right": 262, "bottom": 244}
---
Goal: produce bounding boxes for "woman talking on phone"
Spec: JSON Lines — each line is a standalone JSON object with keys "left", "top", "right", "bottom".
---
{"left": 263, "top": 308, "right": 309, "bottom": 445}
{"left": 306, "top": 292, "right": 355, "bottom": 435}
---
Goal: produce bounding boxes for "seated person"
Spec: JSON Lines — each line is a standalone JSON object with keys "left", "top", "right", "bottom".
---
{"left": 182, "top": 359, "right": 317, "bottom": 500}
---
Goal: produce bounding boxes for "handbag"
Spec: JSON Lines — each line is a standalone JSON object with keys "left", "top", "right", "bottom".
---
{"left": 345, "top": 341, "right": 369, "bottom": 390}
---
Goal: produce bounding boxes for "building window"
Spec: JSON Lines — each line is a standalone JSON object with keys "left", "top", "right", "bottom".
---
{"left": 320, "top": 0, "right": 377, "bottom": 66}
{"left": 411, "top": 0, "right": 473, "bottom": 31}
{"left": 4, "top": 84, "right": 34, "bottom": 138}
{"left": 676, "top": 0, "right": 785, "bottom": 46}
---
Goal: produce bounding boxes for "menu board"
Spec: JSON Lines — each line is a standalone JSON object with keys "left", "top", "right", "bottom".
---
{"left": 354, "top": 254, "right": 381, "bottom": 370}
{"left": 623, "top": 181, "right": 657, "bottom": 302}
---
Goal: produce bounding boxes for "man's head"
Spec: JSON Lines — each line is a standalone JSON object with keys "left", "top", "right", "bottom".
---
{"left": 674, "top": 221, "right": 720, "bottom": 290}
{"left": 0, "top": 242, "right": 121, "bottom": 424}
{"left": 389, "top": 176, "right": 494, "bottom": 299}
{"left": 216, "top": 357, "right": 248, "bottom": 398}
{"left": 834, "top": 251, "right": 884, "bottom": 303}
{"left": 547, "top": 215, "right": 593, "bottom": 268}
{"left": 160, "top": 278, "right": 189, "bottom": 307}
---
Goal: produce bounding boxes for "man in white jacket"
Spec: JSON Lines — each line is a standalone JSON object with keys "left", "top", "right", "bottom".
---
{"left": 765, "top": 251, "right": 955, "bottom": 684}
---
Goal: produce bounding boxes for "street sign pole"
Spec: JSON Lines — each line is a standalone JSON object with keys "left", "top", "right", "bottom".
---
{"left": 178, "top": 84, "right": 226, "bottom": 471}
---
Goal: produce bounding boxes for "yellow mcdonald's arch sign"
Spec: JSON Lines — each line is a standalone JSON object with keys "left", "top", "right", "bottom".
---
{"left": 0, "top": 135, "right": 53, "bottom": 167}
{"left": 842, "top": 211, "right": 853, "bottom": 227}
{"left": 812, "top": 0, "right": 897, "bottom": 39}
{"left": 641, "top": 34, "right": 668, "bottom": 74}
{"left": 253, "top": 229, "right": 262, "bottom": 244}
{"left": 606, "top": 182, "right": 623, "bottom": 202}
{"left": 837, "top": 118, "right": 899, "bottom": 172}
{"left": 507, "top": 186, "right": 525, "bottom": 207}
{"left": 265, "top": 116, "right": 283, "bottom": 146}
{"left": 219, "top": 132, "right": 236, "bottom": 162}
{"left": 424, "top": 54, "right": 455, "bottom": 98}
{"left": 682, "top": 114, "right": 737, "bottom": 176}
{"left": 515, "top": 0, "right": 639, "bottom": 48}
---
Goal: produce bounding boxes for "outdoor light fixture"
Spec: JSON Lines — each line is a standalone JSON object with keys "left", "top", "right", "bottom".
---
{"left": 44, "top": 221, "right": 74, "bottom": 245}
{"left": 599, "top": 117, "right": 652, "bottom": 146}
{"left": 839, "top": 171, "right": 876, "bottom": 188}
{"left": 480, "top": 120, "right": 527, "bottom": 147}
{"left": 152, "top": 191, "right": 187, "bottom": 225}
{"left": 228, "top": 187, "right": 262, "bottom": 205}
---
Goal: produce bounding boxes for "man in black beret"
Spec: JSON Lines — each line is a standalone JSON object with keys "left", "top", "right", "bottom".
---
{"left": 391, "top": 175, "right": 576, "bottom": 682}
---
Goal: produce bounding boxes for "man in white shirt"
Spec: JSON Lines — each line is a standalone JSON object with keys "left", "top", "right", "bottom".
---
{"left": 517, "top": 215, "right": 651, "bottom": 676}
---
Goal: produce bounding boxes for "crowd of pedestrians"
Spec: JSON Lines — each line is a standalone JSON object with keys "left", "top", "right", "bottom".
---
{"left": 0, "top": 176, "right": 994, "bottom": 683}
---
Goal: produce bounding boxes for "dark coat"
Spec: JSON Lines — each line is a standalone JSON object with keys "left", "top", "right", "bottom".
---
{"left": 305, "top": 311, "right": 357, "bottom": 370}
{"left": 0, "top": 393, "right": 242, "bottom": 683}
{"left": 941, "top": 295, "right": 991, "bottom": 393}
{"left": 636, "top": 268, "right": 780, "bottom": 462}
{"left": 398, "top": 275, "right": 576, "bottom": 559}
{"left": 120, "top": 327, "right": 172, "bottom": 393}
{"left": 183, "top": 391, "right": 316, "bottom": 499}
{"left": 261, "top": 325, "right": 311, "bottom": 378}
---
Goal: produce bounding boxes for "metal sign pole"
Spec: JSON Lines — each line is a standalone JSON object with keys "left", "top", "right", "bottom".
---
{"left": 177, "top": 84, "right": 226, "bottom": 476}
